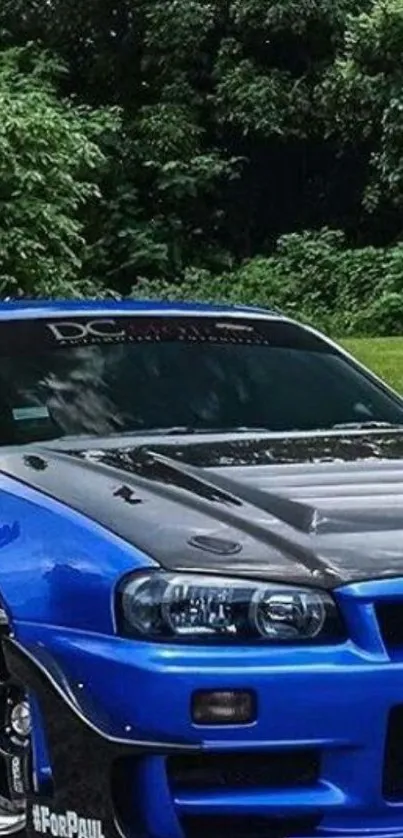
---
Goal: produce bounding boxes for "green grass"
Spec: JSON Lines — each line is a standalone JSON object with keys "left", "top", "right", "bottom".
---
{"left": 340, "top": 337, "right": 403, "bottom": 393}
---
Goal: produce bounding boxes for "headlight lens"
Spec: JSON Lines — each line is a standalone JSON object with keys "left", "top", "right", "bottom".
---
{"left": 117, "top": 572, "right": 344, "bottom": 644}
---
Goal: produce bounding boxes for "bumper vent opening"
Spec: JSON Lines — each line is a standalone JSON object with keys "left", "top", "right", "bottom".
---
{"left": 110, "top": 757, "right": 145, "bottom": 837}
{"left": 167, "top": 750, "right": 320, "bottom": 791}
{"left": 376, "top": 604, "right": 403, "bottom": 648}
{"left": 384, "top": 705, "right": 403, "bottom": 799}
{"left": 180, "top": 815, "right": 321, "bottom": 838}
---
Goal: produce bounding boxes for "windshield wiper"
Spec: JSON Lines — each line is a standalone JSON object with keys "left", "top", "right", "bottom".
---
{"left": 119, "top": 425, "right": 274, "bottom": 437}
{"left": 332, "top": 421, "right": 403, "bottom": 431}
{"left": 40, "top": 426, "right": 276, "bottom": 445}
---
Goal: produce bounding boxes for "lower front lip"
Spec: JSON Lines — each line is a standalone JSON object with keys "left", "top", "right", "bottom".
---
{"left": 13, "top": 572, "right": 403, "bottom": 838}
{"left": 15, "top": 625, "right": 403, "bottom": 838}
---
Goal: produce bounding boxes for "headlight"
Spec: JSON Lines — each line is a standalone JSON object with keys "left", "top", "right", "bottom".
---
{"left": 116, "top": 572, "right": 344, "bottom": 644}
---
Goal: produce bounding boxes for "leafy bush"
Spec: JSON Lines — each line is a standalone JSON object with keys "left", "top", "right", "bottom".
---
{"left": 132, "top": 228, "right": 403, "bottom": 337}
{"left": 5, "top": 0, "right": 403, "bottom": 326}
{"left": 0, "top": 46, "right": 119, "bottom": 298}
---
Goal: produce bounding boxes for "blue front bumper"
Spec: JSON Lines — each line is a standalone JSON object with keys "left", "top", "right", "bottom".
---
{"left": 13, "top": 577, "right": 403, "bottom": 838}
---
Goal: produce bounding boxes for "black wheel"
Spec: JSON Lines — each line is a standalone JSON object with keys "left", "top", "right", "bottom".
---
{"left": 0, "top": 612, "right": 30, "bottom": 836}
{"left": 0, "top": 681, "right": 30, "bottom": 836}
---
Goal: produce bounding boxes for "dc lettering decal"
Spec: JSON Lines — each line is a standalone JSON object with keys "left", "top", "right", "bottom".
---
{"left": 47, "top": 320, "right": 125, "bottom": 344}
{"left": 31, "top": 806, "right": 105, "bottom": 838}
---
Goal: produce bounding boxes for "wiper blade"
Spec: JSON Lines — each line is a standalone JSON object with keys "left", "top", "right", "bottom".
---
{"left": 120, "top": 426, "right": 273, "bottom": 437}
{"left": 42, "top": 426, "right": 275, "bottom": 445}
{"left": 332, "top": 421, "right": 403, "bottom": 431}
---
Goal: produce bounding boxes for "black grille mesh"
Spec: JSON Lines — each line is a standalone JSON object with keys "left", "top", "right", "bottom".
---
{"left": 377, "top": 604, "right": 403, "bottom": 648}
{"left": 180, "top": 815, "right": 321, "bottom": 838}
{"left": 167, "top": 750, "right": 319, "bottom": 791}
{"left": 384, "top": 705, "right": 403, "bottom": 799}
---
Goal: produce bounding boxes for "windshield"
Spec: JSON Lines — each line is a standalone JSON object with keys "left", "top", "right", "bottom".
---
{"left": 0, "top": 313, "right": 402, "bottom": 444}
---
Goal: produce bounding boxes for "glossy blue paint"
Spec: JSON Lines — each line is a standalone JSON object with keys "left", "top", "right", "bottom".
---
{"left": 29, "top": 694, "right": 52, "bottom": 796}
{"left": 0, "top": 300, "right": 399, "bottom": 837}
{"left": 0, "top": 473, "right": 156, "bottom": 630}
{"left": 9, "top": 575, "right": 403, "bottom": 838}
{"left": 0, "top": 469, "right": 401, "bottom": 835}
{"left": 0, "top": 521, "right": 19, "bottom": 549}
{"left": 0, "top": 298, "right": 278, "bottom": 320}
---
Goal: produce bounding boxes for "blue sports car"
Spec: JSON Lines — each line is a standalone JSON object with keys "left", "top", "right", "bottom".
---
{"left": 1, "top": 300, "right": 403, "bottom": 838}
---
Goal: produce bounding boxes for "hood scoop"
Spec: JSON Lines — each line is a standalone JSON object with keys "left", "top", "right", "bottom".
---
{"left": 81, "top": 446, "right": 320, "bottom": 536}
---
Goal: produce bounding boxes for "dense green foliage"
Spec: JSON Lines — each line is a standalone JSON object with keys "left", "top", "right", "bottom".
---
{"left": 135, "top": 229, "right": 403, "bottom": 335}
{"left": 2, "top": 1, "right": 403, "bottom": 332}
{"left": 0, "top": 47, "right": 119, "bottom": 297}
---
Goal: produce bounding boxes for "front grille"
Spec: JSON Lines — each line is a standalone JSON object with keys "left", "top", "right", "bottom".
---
{"left": 376, "top": 604, "right": 403, "bottom": 648}
{"left": 180, "top": 815, "right": 321, "bottom": 838}
{"left": 383, "top": 705, "right": 403, "bottom": 799}
{"left": 167, "top": 750, "right": 319, "bottom": 791}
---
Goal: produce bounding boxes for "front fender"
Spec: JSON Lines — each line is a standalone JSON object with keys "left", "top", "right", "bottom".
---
{"left": 3, "top": 638, "right": 199, "bottom": 838}
{"left": 0, "top": 475, "right": 155, "bottom": 633}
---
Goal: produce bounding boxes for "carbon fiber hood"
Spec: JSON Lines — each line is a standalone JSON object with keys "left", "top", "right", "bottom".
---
{"left": 1, "top": 430, "right": 403, "bottom": 589}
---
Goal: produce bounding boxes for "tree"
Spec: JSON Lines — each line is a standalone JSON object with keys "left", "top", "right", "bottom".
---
{"left": 0, "top": 45, "right": 119, "bottom": 297}
{"left": 2, "top": 0, "right": 403, "bottom": 296}
{"left": 318, "top": 0, "right": 403, "bottom": 222}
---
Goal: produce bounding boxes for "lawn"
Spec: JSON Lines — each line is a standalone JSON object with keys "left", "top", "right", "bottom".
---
{"left": 340, "top": 338, "right": 403, "bottom": 393}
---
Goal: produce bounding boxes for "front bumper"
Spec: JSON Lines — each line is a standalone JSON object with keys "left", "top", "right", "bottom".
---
{"left": 8, "top": 577, "right": 403, "bottom": 838}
